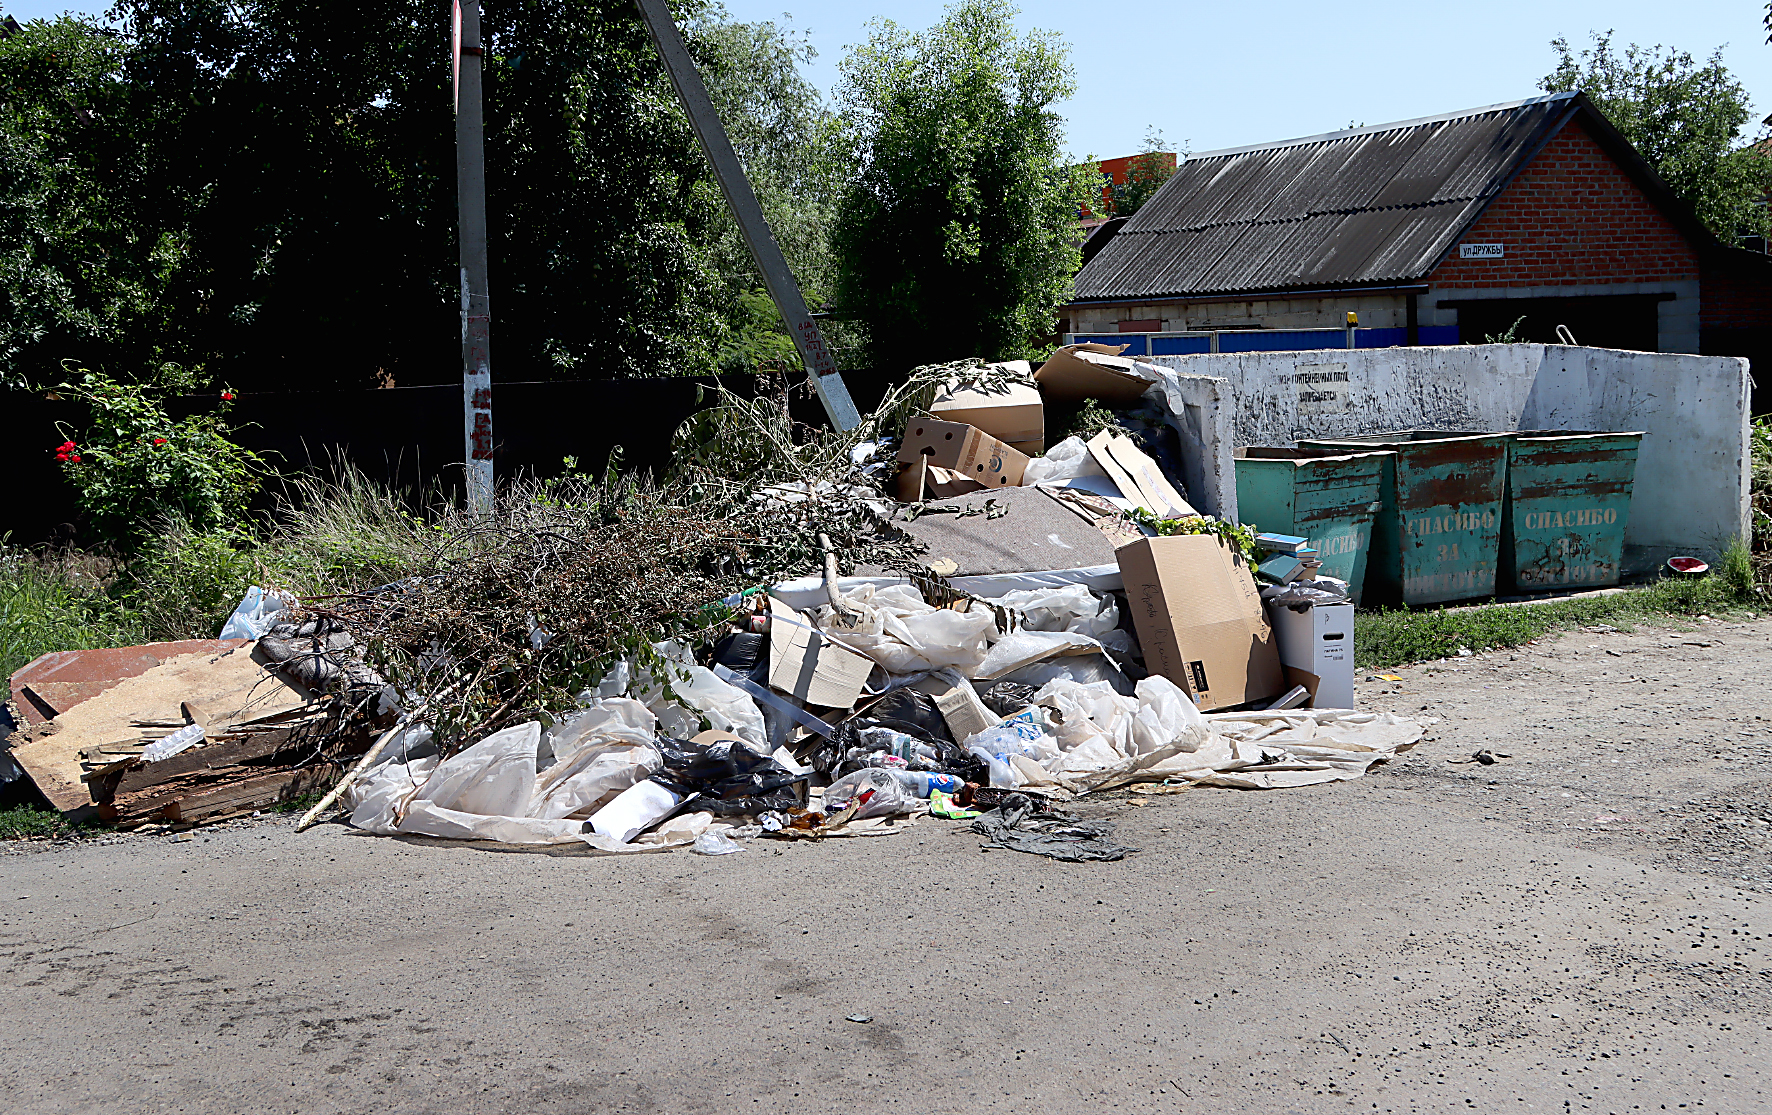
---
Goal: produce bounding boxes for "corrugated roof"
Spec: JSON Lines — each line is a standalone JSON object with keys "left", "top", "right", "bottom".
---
{"left": 1071, "top": 94, "right": 1581, "bottom": 302}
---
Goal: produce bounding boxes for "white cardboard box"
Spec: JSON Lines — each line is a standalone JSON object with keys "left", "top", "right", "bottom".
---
{"left": 1269, "top": 602, "right": 1355, "bottom": 710}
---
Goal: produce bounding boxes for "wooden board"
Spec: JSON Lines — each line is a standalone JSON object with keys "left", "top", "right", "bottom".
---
{"left": 9, "top": 646, "right": 311, "bottom": 814}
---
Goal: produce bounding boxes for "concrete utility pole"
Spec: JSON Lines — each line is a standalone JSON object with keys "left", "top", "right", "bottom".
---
{"left": 632, "top": 0, "right": 860, "bottom": 431}
{"left": 454, "top": 0, "right": 494, "bottom": 510}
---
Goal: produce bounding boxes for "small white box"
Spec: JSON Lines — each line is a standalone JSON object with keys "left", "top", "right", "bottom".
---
{"left": 1268, "top": 602, "right": 1355, "bottom": 710}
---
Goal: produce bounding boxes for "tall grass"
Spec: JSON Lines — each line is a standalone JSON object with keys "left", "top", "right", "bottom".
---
{"left": 256, "top": 464, "right": 437, "bottom": 598}
{"left": 0, "top": 543, "right": 143, "bottom": 681}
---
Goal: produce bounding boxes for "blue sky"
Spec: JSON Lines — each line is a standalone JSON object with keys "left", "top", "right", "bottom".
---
{"left": 9, "top": 0, "right": 1770, "bottom": 159}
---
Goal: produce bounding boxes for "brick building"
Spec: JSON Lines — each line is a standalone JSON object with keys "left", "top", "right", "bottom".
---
{"left": 1066, "top": 92, "right": 1771, "bottom": 369}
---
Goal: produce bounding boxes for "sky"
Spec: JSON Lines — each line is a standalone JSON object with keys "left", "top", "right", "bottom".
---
{"left": 8, "top": 0, "right": 1771, "bottom": 159}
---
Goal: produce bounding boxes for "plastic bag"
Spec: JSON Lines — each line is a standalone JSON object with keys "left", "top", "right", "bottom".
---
{"left": 1128, "top": 675, "right": 1212, "bottom": 755}
{"left": 823, "top": 767, "right": 919, "bottom": 818}
{"left": 987, "top": 584, "right": 1119, "bottom": 639}
{"left": 964, "top": 707, "right": 1059, "bottom": 763}
{"left": 692, "top": 830, "right": 744, "bottom": 856}
{"left": 649, "top": 735, "right": 805, "bottom": 816}
{"left": 636, "top": 659, "right": 768, "bottom": 749}
{"left": 403, "top": 722, "right": 542, "bottom": 821}
{"left": 814, "top": 583, "right": 995, "bottom": 676}
{"left": 218, "top": 585, "right": 294, "bottom": 640}
{"left": 1022, "top": 436, "right": 1111, "bottom": 486}
{"left": 1000, "top": 653, "right": 1134, "bottom": 695}
{"left": 974, "top": 630, "right": 1100, "bottom": 680}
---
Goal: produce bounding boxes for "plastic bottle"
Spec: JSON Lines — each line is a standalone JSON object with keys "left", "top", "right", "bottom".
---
{"left": 889, "top": 770, "right": 964, "bottom": 798}
{"left": 143, "top": 722, "right": 205, "bottom": 763}
{"left": 857, "top": 726, "right": 938, "bottom": 765}
{"left": 864, "top": 752, "right": 910, "bottom": 770}
{"left": 966, "top": 744, "right": 1016, "bottom": 789}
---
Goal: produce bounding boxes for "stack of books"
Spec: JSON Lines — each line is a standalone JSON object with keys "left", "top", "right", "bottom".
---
{"left": 1254, "top": 533, "right": 1323, "bottom": 583}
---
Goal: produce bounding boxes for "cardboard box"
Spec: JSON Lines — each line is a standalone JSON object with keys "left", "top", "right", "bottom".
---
{"left": 1085, "top": 430, "right": 1196, "bottom": 519}
{"left": 930, "top": 369, "right": 1044, "bottom": 449}
{"left": 1116, "top": 534, "right": 1285, "bottom": 710}
{"left": 767, "top": 598, "right": 873, "bottom": 709}
{"left": 896, "top": 419, "right": 1029, "bottom": 496}
{"left": 1035, "top": 343, "right": 1156, "bottom": 405}
{"left": 1269, "top": 602, "right": 1354, "bottom": 710}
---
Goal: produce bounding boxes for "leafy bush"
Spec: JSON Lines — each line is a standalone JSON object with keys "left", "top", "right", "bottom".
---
{"left": 121, "top": 524, "right": 257, "bottom": 642}
{"left": 53, "top": 368, "right": 265, "bottom": 550}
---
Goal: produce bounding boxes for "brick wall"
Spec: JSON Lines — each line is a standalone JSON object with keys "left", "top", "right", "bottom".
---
{"left": 1430, "top": 118, "right": 1700, "bottom": 289}
{"left": 1701, "top": 259, "right": 1772, "bottom": 331}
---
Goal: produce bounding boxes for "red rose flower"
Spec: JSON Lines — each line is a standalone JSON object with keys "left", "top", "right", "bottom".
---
{"left": 221, "top": 391, "right": 236, "bottom": 401}
{"left": 153, "top": 437, "right": 167, "bottom": 445}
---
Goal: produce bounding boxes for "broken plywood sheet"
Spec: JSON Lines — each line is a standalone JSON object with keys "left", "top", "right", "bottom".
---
{"left": 10, "top": 645, "right": 311, "bottom": 814}
{"left": 9, "top": 640, "right": 249, "bottom": 725}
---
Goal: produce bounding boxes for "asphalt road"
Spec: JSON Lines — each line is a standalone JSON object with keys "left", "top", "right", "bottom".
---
{"left": 3, "top": 614, "right": 1769, "bottom": 1114}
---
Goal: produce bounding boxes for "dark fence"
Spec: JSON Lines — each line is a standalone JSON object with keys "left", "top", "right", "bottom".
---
{"left": 3, "top": 370, "right": 902, "bottom": 548}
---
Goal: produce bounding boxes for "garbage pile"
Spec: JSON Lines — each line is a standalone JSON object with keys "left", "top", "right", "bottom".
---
{"left": 3, "top": 349, "right": 1429, "bottom": 854}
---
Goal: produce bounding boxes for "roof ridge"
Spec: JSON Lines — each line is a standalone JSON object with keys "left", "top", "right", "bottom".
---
{"left": 1180, "top": 92, "right": 1578, "bottom": 163}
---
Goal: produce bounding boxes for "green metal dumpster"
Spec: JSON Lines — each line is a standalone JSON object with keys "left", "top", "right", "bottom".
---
{"left": 1501, "top": 430, "right": 1643, "bottom": 592}
{"left": 1233, "top": 447, "right": 1391, "bottom": 606}
{"left": 1299, "top": 432, "right": 1510, "bottom": 606}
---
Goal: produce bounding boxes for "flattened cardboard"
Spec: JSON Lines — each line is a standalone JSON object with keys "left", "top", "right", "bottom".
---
{"left": 930, "top": 374, "right": 1043, "bottom": 447}
{"left": 767, "top": 598, "right": 873, "bottom": 709}
{"left": 1035, "top": 343, "right": 1155, "bottom": 405}
{"left": 1085, "top": 430, "right": 1196, "bottom": 519}
{"left": 895, "top": 419, "right": 1029, "bottom": 494}
{"left": 1116, "top": 534, "right": 1285, "bottom": 711}
{"left": 908, "top": 675, "right": 1000, "bottom": 743}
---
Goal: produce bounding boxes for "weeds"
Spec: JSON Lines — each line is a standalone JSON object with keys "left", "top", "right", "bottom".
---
{"left": 0, "top": 542, "right": 143, "bottom": 681}
{"left": 0, "top": 803, "right": 74, "bottom": 840}
{"left": 1354, "top": 547, "right": 1758, "bottom": 669}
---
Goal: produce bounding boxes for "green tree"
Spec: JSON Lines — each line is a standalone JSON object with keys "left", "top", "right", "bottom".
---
{"left": 1542, "top": 32, "right": 1772, "bottom": 241}
{"left": 1110, "top": 126, "right": 1180, "bottom": 217}
{"left": 831, "top": 0, "right": 1096, "bottom": 372}
{"left": 0, "top": 16, "right": 177, "bottom": 391}
{"left": 0, "top": 3, "right": 846, "bottom": 389}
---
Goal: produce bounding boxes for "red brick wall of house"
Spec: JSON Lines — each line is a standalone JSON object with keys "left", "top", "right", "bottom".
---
{"left": 1701, "top": 260, "right": 1772, "bottom": 331}
{"left": 1429, "top": 118, "right": 1700, "bottom": 290}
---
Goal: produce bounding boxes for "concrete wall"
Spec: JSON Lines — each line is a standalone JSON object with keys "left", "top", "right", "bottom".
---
{"left": 1141, "top": 364, "right": 1237, "bottom": 522}
{"left": 1147, "top": 344, "right": 1750, "bottom": 573}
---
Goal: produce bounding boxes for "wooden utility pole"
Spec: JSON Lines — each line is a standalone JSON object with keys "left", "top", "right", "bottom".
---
{"left": 454, "top": 0, "right": 494, "bottom": 509}
{"left": 632, "top": 0, "right": 860, "bottom": 431}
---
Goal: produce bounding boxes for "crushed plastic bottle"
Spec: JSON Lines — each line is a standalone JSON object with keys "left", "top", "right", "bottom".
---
{"left": 142, "top": 722, "right": 205, "bottom": 763}
{"left": 890, "top": 770, "right": 964, "bottom": 798}
{"left": 692, "top": 831, "right": 744, "bottom": 856}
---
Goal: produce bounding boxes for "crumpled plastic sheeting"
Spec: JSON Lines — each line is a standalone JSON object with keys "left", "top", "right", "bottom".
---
{"left": 814, "top": 583, "right": 995, "bottom": 676}
{"left": 985, "top": 583, "right": 1120, "bottom": 639}
{"left": 346, "top": 699, "right": 673, "bottom": 849}
{"left": 625, "top": 644, "right": 768, "bottom": 749}
{"left": 972, "top": 793, "right": 1134, "bottom": 861}
{"left": 1021, "top": 436, "right": 1112, "bottom": 487}
{"left": 1147, "top": 709, "right": 1433, "bottom": 789}
{"left": 973, "top": 630, "right": 1101, "bottom": 680}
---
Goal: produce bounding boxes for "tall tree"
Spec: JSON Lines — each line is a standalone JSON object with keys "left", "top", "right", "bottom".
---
{"left": 831, "top": 0, "right": 1095, "bottom": 373}
{"left": 1542, "top": 32, "right": 1772, "bottom": 242}
{"left": 0, "top": 2, "right": 843, "bottom": 390}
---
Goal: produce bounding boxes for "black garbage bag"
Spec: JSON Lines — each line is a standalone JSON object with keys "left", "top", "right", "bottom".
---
{"left": 973, "top": 680, "right": 1039, "bottom": 717}
{"left": 649, "top": 736, "right": 804, "bottom": 816}
{"left": 809, "top": 689, "right": 988, "bottom": 785}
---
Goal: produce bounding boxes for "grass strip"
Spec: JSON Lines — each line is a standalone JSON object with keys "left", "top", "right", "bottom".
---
{"left": 1354, "top": 555, "right": 1758, "bottom": 670}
